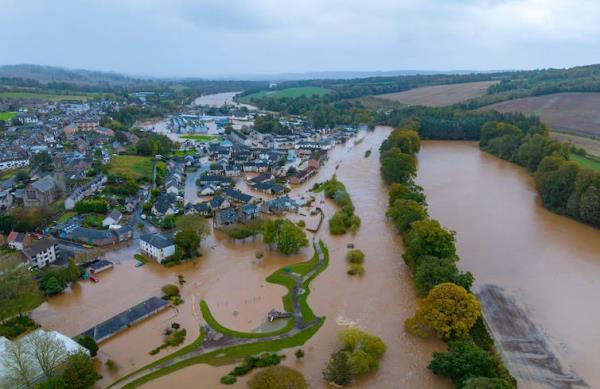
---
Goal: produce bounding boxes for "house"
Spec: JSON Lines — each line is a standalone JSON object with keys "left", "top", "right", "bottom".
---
{"left": 140, "top": 233, "right": 175, "bottom": 263}
{"left": 239, "top": 204, "right": 260, "bottom": 223}
{"left": 223, "top": 188, "right": 253, "bottom": 204}
{"left": 184, "top": 202, "right": 213, "bottom": 217}
{"left": 62, "top": 226, "right": 118, "bottom": 246}
{"left": 22, "top": 238, "right": 59, "bottom": 269}
{"left": 86, "top": 259, "right": 114, "bottom": 274}
{"left": 64, "top": 174, "right": 107, "bottom": 210}
{"left": 152, "top": 193, "right": 179, "bottom": 219}
{"left": 23, "top": 175, "right": 58, "bottom": 208}
{"left": 216, "top": 208, "right": 238, "bottom": 226}
{"left": 113, "top": 226, "right": 133, "bottom": 242}
{"left": 262, "top": 196, "right": 299, "bottom": 214}
{"left": 165, "top": 179, "right": 179, "bottom": 195}
{"left": 0, "top": 190, "right": 13, "bottom": 210}
{"left": 0, "top": 329, "right": 89, "bottom": 388}
{"left": 252, "top": 181, "right": 285, "bottom": 195}
{"left": 124, "top": 197, "right": 137, "bottom": 213}
{"left": 197, "top": 175, "right": 233, "bottom": 187}
{"left": 198, "top": 184, "right": 217, "bottom": 196}
{"left": 7, "top": 231, "right": 31, "bottom": 251}
{"left": 209, "top": 195, "right": 230, "bottom": 210}
{"left": 250, "top": 173, "right": 274, "bottom": 185}
{"left": 102, "top": 209, "right": 123, "bottom": 227}
{"left": 289, "top": 167, "right": 316, "bottom": 185}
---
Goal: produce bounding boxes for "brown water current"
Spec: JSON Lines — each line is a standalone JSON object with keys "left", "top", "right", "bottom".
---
{"left": 34, "top": 128, "right": 454, "bottom": 388}
{"left": 416, "top": 141, "right": 600, "bottom": 389}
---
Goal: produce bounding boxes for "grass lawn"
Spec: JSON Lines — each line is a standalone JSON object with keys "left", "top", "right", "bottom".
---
{"left": 239, "top": 87, "right": 330, "bottom": 103}
{"left": 179, "top": 134, "right": 221, "bottom": 142}
{"left": 0, "top": 111, "right": 17, "bottom": 121}
{"left": 57, "top": 211, "right": 77, "bottom": 223}
{"left": 108, "top": 155, "right": 159, "bottom": 181}
{"left": 0, "top": 167, "right": 28, "bottom": 181}
{"left": 119, "top": 322, "right": 323, "bottom": 388}
{"left": 570, "top": 153, "right": 600, "bottom": 172}
{"left": 0, "top": 91, "right": 98, "bottom": 102}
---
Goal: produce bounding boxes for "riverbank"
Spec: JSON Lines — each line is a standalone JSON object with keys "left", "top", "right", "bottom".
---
{"left": 417, "top": 141, "right": 600, "bottom": 387}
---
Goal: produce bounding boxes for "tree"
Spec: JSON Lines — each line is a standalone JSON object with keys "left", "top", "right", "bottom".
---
{"left": 380, "top": 148, "right": 417, "bottom": 185}
{"left": 248, "top": 365, "right": 308, "bottom": 389}
{"left": 428, "top": 341, "right": 498, "bottom": 387}
{"left": 27, "top": 330, "right": 67, "bottom": 379}
{"left": 386, "top": 199, "right": 428, "bottom": 233}
{"left": 175, "top": 214, "right": 210, "bottom": 237}
{"left": 76, "top": 336, "right": 99, "bottom": 357}
{"left": 388, "top": 182, "right": 426, "bottom": 205}
{"left": 1, "top": 339, "right": 36, "bottom": 389}
{"left": 31, "top": 151, "right": 53, "bottom": 171}
{"left": 463, "top": 377, "right": 512, "bottom": 389}
{"left": 405, "top": 283, "right": 481, "bottom": 339}
{"left": 60, "top": 351, "right": 101, "bottom": 389}
{"left": 0, "top": 258, "right": 42, "bottom": 320}
{"left": 262, "top": 219, "right": 308, "bottom": 255}
{"left": 67, "top": 259, "right": 80, "bottom": 283}
{"left": 402, "top": 219, "right": 457, "bottom": 272}
{"left": 161, "top": 284, "right": 180, "bottom": 297}
{"left": 174, "top": 228, "right": 201, "bottom": 259}
{"left": 323, "top": 350, "right": 355, "bottom": 386}
{"left": 346, "top": 249, "right": 365, "bottom": 264}
{"left": 414, "top": 256, "right": 473, "bottom": 297}
{"left": 339, "top": 327, "right": 386, "bottom": 374}
{"left": 380, "top": 128, "right": 421, "bottom": 155}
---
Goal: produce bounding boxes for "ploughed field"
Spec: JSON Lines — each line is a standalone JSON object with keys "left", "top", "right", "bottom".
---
{"left": 376, "top": 80, "right": 498, "bottom": 107}
{"left": 482, "top": 92, "right": 600, "bottom": 137}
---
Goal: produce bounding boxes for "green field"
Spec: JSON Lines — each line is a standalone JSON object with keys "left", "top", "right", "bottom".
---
{"left": 179, "top": 134, "right": 221, "bottom": 142}
{"left": 0, "top": 111, "right": 17, "bottom": 121}
{"left": 570, "top": 153, "right": 600, "bottom": 172}
{"left": 239, "top": 87, "right": 330, "bottom": 103}
{"left": 0, "top": 167, "right": 28, "bottom": 181}
{"left": 0, "top": 91, "right": 98, "bottom": 102}
{"left": 108, "top": 155, "right": 159, "bottom": 181}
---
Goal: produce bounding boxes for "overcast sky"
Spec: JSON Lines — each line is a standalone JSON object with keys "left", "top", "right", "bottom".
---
{"left": 2, "top": 0, "right": 600, "bottom": 77}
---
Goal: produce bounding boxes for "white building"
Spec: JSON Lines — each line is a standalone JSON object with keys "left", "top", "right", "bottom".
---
{"left": 139, "top": 233, "right": 175, "bottom": 263}
{"left": 22, "top": 238, "right": 59, "bottom": 269}
{"left": 102, "top": 209, "right": 123, "bottom": 227}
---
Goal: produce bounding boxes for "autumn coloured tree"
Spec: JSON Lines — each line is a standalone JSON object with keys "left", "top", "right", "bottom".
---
{"left": 405, "top": 282, "right": 481, "bottom": 339}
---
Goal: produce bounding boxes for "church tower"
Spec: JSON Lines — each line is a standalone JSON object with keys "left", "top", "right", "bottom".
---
{"left": 53, "top": 156, "right": 67, "bottom": 196}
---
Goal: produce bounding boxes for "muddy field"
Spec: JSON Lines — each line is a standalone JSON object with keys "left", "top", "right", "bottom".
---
{"left": 551, "top": 131, "right": 600, "bottom": 158}
{"left": 376, "top": 80, "right": 498, "bottom": 107}
{"left": 482, "top": 92, "right": 600, "bottom": 137}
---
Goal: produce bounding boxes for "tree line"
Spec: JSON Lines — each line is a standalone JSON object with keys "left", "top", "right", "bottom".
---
{"left": 480, "top": 121, "right": 600, "bottom": 227}
{"left": 379, "top": 128, "right": 516, "bottom": 388}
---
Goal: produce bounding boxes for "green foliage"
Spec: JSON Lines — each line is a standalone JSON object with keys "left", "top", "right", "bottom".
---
{"left": 220, "top": 374, "right": 236, "bottom": 385}
{"left": 388, "top": 182, "right": 427, "bottom": 205}
{"left": 76, "top": 336, "right": 99, "bottom": 357}
{"left": 0, "top": 315, "right": 39, "bottom": 339}
{"left": 402, "top": 219, "right": 457, "bottom": 273}
{"left": 161, "top": 284, "right": 180, "bottom": 297}
{"left": 414, "top": 256, "right": 473, "bottom": 297}
{"left": 323, "top": 350, "right": 355, "bottom": 386}
{"left": 380, "top": 147, "right": 417, "bottom": 184}
{"left": 463, "top": 377, "right": 512, "bottom": 389}
{"left": 429, "top": 341, "right": 500, "bottom": 389}
{"left": 31, "top": 151, "right": 53, "bottom": 171}
{"left": 323, "top": 176, "right": 361, "bottom": 235}
{"left": 60, "top": 351, "right": 101, "bottom": 389}
{"left": 174, "top": 228, "right": 200, "bottom": 259}
{"left": 295, "top": 349, "right": 305, "bottom": 359}
{"left": 387, "top": 199, "right": 428, "bottom": 233}
{"left": 105, "top": 359, "right": 120, "bottom": 373}
{"left": 262, "top": 219, "right": 309, "bottom": 255}
{"left": 136, "top": 133, "right": 174, "bottom": 156}
{"left": 405, "top": 283, "right": 481, "bottom": 340}
{"left": 346, "top": 264, "right": 365, "bottom": 276}
{"left": 380, "top": 128, "right": 421, "bottom": 155}
{"left": 247, "top": 365, "right": 308, "bottom": 389}
{"left": 75, "top": 199, "right": 108, "bottom": 214}
{"left": 346, "top": 249, "right": 365, "bottom": 264}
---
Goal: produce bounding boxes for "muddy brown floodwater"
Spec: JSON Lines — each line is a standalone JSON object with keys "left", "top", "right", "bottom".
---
{"left": 416, "top": 141, "right": 600, "bottom": 389}
{"left": 34, "top": 128, "right": 452, "bottom": 389}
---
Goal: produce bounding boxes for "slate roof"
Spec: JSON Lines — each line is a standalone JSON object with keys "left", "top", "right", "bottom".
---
{"left": 31, "top": 175, "right": 55, "bottom": 193}
{"left": 140, "top": 233, "right": 174, "bottom": 249}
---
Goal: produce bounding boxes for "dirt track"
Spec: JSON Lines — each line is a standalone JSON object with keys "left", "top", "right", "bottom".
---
{"left": 478, "top": 285, "right": 588, "bottom": 389}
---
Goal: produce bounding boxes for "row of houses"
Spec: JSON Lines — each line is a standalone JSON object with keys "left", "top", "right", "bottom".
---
{"left": 64, "top": 174, "right": 107, "bottom": 210}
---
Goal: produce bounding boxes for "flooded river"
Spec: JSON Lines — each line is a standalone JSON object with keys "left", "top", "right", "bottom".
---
{"left": 143, "top": 128, "right": 449, "bottom": 389}
{"left": 416, "top": 141, "right": 600, "bottom": 389}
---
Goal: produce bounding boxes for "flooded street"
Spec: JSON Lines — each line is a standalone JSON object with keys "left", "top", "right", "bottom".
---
{"left": 416, "top": 141, "right": 600, "bottom": 388}
{"left": 141, "top": 129, "right": 450, "bottom": 389}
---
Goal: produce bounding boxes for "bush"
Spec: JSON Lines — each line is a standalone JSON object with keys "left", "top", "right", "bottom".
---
{"left": 346, "top": 249, "right": 365, "bottom": 264}
{"left": 0, "top": 315, "right": 39, "bottom": 339}
{"left": 161, "top": 284, "right": 180, "bottom": 297}
{"left": 347, "top": 264, "right": 365, "bottom": 276}
{"left": 248, "top": 366, "right": 308, "bottom": 389}
{"left": 105, "top": 359, "right": 120, "bottom": 373}
{"left": 297, "top": 220, "right": 306, "bottom": 228}
{"left": 220, "top": 374, "right": 237, "bottom": 385}
{"left": 295, "top": 348, "right": 305, "bottom": 359}
{"left": 76, "top": 335, "right": 99, "bottom": 357}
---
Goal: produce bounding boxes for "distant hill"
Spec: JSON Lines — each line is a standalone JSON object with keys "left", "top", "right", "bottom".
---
{"left": 0, "top": 64, "right": 145, "bottom": 86}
